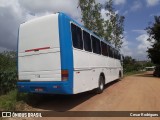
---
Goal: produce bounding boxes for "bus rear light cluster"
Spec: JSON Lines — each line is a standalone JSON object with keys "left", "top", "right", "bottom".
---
{"left": 61, "top": 70, "right": 68, "bottom": 81}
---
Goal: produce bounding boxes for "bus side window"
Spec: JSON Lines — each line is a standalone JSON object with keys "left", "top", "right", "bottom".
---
{"left": 113, "top": 49, "right": 117, "bottom": 59}
{"left": 118, "top": 53, "right": 121, "bottom": 60}
{"left": 108, "top": 46, "right": 111, "bottom": 58}
{"left": 83, "top": 30, "right": 92, "bottom": 52}
{"left": 111, "top": 47, "right": 114, "bottom": 58}
{"left": 106, "top": 44, "right": 109, "bottom": 56}
{"left": 101, "top": 41, "right": 107, "bottom": 56}
{"left": 110, "top": 47, "right": 114, "bottom": 58}
{"left": 91, "top": 36, "right": 101, "bottom": 55}
{"left": 112, "top": 49, "right": 114, "bottom": 58}
{"left": 115, "top": 50, "right": 118, "bottom": 59}
{"left": 116, "top": 51, "right": 119, "bottom": 59}
{"left": 71, "top": 23, "right": 83, "bottom": 50}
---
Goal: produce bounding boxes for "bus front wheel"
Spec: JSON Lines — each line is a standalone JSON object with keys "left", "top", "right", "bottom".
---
{"left": 96, "top": 75, "right": 105, "bottom": 94}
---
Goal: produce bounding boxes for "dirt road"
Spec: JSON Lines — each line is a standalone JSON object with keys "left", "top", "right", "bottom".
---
{"left": 17, "top": 72, "right": 160, "bottom": 119}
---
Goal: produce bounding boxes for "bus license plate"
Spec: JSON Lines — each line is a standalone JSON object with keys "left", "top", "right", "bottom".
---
{"left": 35, "top": 88, "right": 43, "bottom": 92}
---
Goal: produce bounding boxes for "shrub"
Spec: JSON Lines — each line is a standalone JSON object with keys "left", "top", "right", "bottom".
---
{"left": 0, "top": 70, "right": 17, "bottom": 95}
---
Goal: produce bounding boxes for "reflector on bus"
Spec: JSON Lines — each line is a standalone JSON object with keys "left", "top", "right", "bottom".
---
{"left": 61, "top": 70, "right": 68, "bottom": 81}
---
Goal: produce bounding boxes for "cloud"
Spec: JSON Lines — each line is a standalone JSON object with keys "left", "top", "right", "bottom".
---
{"left": 101, "top": 9, "right": 111, "bottom": 21}
{"left": 121, "top": 38, "right": 132, "bottom": 56}
{"left": 136, "top": 34, "right": 152, "bottom": 60}
{"left": 150, "top": 12, "right": 160, "bottom": 17}
{"left": 96, "top": 0, "right": 108, "bottom": 5}
{"left": 114, "top": 0, "right": 126, "bottom": 5}
{"left": 0, "top": 46, "right": 11, "bottom": 52}
{"left": 120, "top": 33, "right": 150, "bottom": 60}
{"left": 122, "top": 1, "right": 142, "bottom": 16}
{"left": 131, "top": 1, "right": 142, "bottom": 11}
{"left": 132, "top": 29, "right": 146, "bottom": 34}
{"left": 0, "top": 0, "right": 81, "bottom": 52}
{"left": 18, "top": 0, "right": 81, "bottom": 20}
{"left": 0, "top": 0, "right": 24, "bottom": 51}
{"left": 146, "top": 0, "right": 160, "bottom": 6}
{"left": 123, "top": 10, "right": 129, "bottom": 15}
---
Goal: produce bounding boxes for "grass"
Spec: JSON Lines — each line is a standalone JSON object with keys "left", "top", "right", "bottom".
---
{"left": 124, "top": 70, "right": 145, "bottom": 77}
{"left": 0, "top": 89, "right": 31, "bottom": 111}
{"left": 0, "top": 90, "right": 46, "bottom": 111}
{"left": 0, "top": 90, "right": 17, "bottom": 111}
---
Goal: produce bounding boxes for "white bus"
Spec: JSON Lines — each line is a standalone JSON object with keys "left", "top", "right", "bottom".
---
{"left": 17, "top": 12, "right": 123, "bottom": 94}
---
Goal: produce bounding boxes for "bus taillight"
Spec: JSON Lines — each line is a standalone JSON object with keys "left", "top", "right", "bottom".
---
{"left": 61, "top": 70, "right": 68, "bottom": 81}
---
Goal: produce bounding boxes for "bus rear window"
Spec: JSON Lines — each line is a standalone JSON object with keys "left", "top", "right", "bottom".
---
{"left": 71, "top": 23, "right": 83, "bottom": 50}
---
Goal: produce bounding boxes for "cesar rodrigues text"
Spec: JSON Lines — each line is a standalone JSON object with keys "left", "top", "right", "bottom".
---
{"left": 130, "top": 112, "right": 159, "bottom": 117}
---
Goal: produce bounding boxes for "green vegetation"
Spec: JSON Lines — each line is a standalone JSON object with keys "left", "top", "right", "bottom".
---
{"left": 0, "top": 90, "right": 25, "bottom": 111}
{"left": 0, "top": 51, "right": 17, "bottom": 95}
{"left": 123, "top": 56, "right": 154, "bottom": 75}
{"left": 146, "top": 16, "right": 160, "bottom": 65}
{"left": 123, "top": 56, "right": 141, "bottom": 73}
{"left": 78, "top": 0, "right": 104, "bottom": 38}
{"left": 0, "top": 51, "right": 16, "bottom": 71}
{"left": 0, "top": 89, "right": 44, "bottom": 111}
{"left": 0, "top": 51, "right": 19, "bottom": 110}
{"left": 124, "top": 71, "right": 145, "bottom": 77}
{"left": 104, "top": 0, "right": 124, "bottom": 49}
{"left": 78, "top": 0, "right": 124, "bottom": 49}
{"left": 0, "top": 90, "right": 17, "bottom": 110}
{"left": 0, "top": 70, "right": 17, "bottom": 95}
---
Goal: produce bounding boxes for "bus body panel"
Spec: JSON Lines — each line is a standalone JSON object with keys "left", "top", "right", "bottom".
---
{"left": 17, "top": 81, "right": 71, "bottom": 94}
{"left": 72, "top": 49, "right": 122, "bottom": 94}
{"left": 58, "top": 13, "right": 74, "bottom": 94}
{"left": 18, "top": 13, "right": 61, "bottom": 82}
{"left": 17, "top": 12, "right": 123, "bottom": 95}
{"left": 17, "top": 13, "right": 74, "bottom": 94}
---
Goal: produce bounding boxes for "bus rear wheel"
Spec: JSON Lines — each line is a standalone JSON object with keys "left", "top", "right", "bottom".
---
{"left": 96, "top": 76, "right": 105, "bottom": 94}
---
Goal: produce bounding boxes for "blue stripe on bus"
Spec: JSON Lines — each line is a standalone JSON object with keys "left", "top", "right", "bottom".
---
{"left": 17, "top": 81, "right": 71, "bottom": 94}
{"left": 58, "top": 13, "right": 74, "bottom": 94}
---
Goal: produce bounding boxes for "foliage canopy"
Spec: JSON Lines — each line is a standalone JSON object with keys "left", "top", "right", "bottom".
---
{"left": 78, "top": 0, "right": 125, "bottom": 50}
{"left": 146, "top": 16, "right": 160, "bottom": 65}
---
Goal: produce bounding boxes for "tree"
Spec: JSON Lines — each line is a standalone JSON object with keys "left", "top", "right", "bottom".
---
{"left": 123, "top": 56, "right": 136, "bottom": 65}
{"left": 78, "top": 0, "right": 104, "bottom": 37}
{"left": 123, "top": 56, "right": 143, "bottom": 73}
{"left": 0, "top": 51, "right": 17, "bottom": 95}
{"left": 146, "top": 16, "right": 160, "bottom": 65}
{"left": 0, "top": 51, "right": 16, "bottom": 71}
{"left": 78, "top": 0, "right": 125, "bottom": 50}
{"left": 104, "top": 0, "right": 125, "bottom": 49}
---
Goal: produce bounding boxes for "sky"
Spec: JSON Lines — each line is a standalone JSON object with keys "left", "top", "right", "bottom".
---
{"left": 0, "top": 0, "right": 160, "bottom": 60}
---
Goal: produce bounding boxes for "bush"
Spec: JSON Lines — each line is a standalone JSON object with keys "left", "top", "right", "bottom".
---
{"left": 0, "top": 90, "right": 17, "bottom": 110}
{"left": 0, "top": 70, "right": 17, "bottom": 95}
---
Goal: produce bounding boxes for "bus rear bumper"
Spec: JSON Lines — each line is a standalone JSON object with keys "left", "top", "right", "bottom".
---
{"left": 17, "top": 81, "right": 73, "bottom": 94}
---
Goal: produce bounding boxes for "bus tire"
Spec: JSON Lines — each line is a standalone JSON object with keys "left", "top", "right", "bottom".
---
{"left": 96, "top": 75, "right": 105, "bottom": 94}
